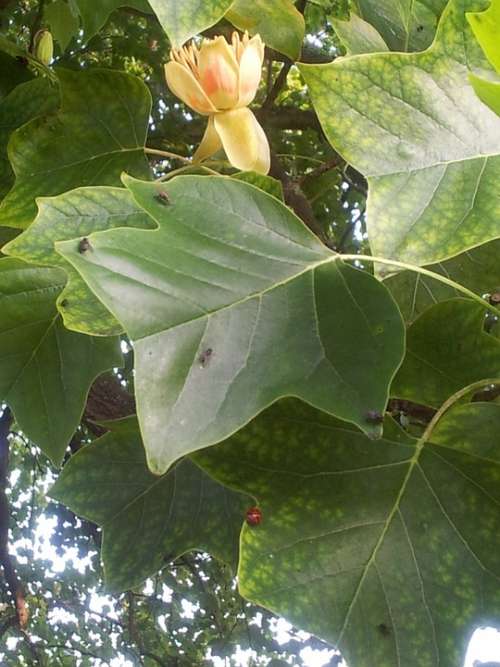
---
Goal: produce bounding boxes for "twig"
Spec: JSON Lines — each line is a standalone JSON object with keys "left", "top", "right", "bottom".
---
{"left": 144, "top": 147, "right": 191, "bottom": 164}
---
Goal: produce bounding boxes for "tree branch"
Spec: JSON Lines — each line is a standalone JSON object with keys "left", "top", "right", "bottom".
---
{"left": 0, "top": 408, "right": 28, "bottom": 629}
{"left": 262, "top": 61, "right": 292, "bottom": 109}
{"left": 84, "top": 372, "right": 136, "bottom": 424}
{"left": 269, "top": 152, "right": 328, "bottom": 243}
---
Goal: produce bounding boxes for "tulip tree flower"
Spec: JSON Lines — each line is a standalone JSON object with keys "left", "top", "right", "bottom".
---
{"left": 165, "top": 32, "right": 271, "bottom": 175}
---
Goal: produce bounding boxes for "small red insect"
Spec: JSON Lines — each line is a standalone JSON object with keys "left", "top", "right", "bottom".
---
{"left": 245, "top": 506, "right": 262, "bottom": 526}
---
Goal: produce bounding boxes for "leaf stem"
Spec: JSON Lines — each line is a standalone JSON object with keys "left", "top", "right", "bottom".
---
{"left": 338, "top": 253, "right": 499, "bottom": 318}
{"left": 144, "top": 147, "right": 192, "bottom": 163}
{"left": 419, "top": 378, "right": 500, "bottom": 445}
{"left": 155, "top": 164, "right": 221, "bottom": 181}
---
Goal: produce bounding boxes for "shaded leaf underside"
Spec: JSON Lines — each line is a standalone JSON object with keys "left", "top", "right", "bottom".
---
{"left": 50, "top": 417, "right": 251, "bottom": 592}
{"left": 195, "top": 397, "right": 500, "bottom": 667}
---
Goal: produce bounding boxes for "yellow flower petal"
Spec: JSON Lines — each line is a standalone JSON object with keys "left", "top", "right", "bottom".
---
{"left": 237, "top": 35, "right": 264, "bottom": 107}
{"left": 214, "top": 108, "right": 270, "bottom": 174}
{"left": 164, "top": 61, "right": 217, "bottom": 115}
{"left": 198, "top": 36, "right": 239, "bottom": 110}
{"left": 193, "top": 116, "right": 223, "bottom": 163}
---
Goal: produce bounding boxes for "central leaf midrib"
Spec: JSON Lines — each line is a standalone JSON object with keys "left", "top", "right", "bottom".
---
{"left": 337, "top": 431, "right": 428, "bottom": 646}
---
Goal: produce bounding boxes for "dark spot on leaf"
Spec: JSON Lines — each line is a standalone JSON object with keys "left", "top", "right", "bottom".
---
{"left": 417, "top": 24, "right": 424, "bottom": 32}
{"left": 198, "top": 347, "right": 213, "bottom": 367}
{"left": 60, "top": 299, "right": 68, "bottom": 308}
{"left": 365, "top": 410, "right": 383, "bottom": 424}
{"left": 155, "top": 191, "right": 171, "bottom": 206}
{"left": 377, "top": 623, "right": 391, "bottom": 637}
{"left": 78, "top": 237, "right": 92, "bottom": 253}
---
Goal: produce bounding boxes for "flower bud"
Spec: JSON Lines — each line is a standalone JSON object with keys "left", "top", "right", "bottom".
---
{"left": 33, "top": 29, "right": 53, "bottom": 66}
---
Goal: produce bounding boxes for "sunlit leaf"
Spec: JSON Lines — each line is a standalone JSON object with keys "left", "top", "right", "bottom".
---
{"left": 57, "top": 175, "right": 404, "bottom": 474}
{"left": 226, "top": 0, "right": 305, "bottom": 60}
{"left": 4, "top": 187, "right": 154, "bottom": 336}
{"left": 147, "top": 0, "right": 233, "bottom": 47}
{"left": 300, "top": 0, "right": 500, "bottom": 268}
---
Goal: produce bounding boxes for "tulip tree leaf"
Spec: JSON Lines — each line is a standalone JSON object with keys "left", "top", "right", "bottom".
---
{"left": 0, "top": 258, "right": 121, "bottom": 465}
{"left": 0, "top": 36, "right": 57, "bottom": 83}
{"left": 4, "top": 187, "right": 155, "bottom": 336}
{"left": 0, "top": 227, "right": 19, "bottom": 253}
{"left": 0, "top": 68, "right": 151, "bottom": 230}
{"left": 195, "top": 397, "right": 500, "bottom": 667}
{"left": 467, "top": 0, "right": 500, "bottom": 116}
{"left": 351, "top": 0, "right": 447, "bottom": 52}
{"left": 75, "top": 0, "right": 152, "bottom": 42}
{"left": 0, "top": 52, "right": 33, "bottom": 99}
{"left": 0, "top": 78, "right": 60, "bottom": 201}
{"left": 392, "top": 299, "right": 500, "bottom": 407}
{"left": 57, "top": 175, "right": 405, "bottom": 475}
{"left": 467, "top": 0, "right": 500, "bottom": 71}
{"left": 49, "top": 417, "right": 251, "bottom": 592}
{"left": 300, "top": 0, "right": 500, "bottom": 269}
{"left": 226, "top": 0, "right": 305, "bottom": 60}
{"left": 147, "top": 0, "right": 234, "bottom": 48}
{"left": 44, "top": 0, "right": 80, "bottom": 52}
{"left": 332, "top": 13, "right": 389, "bottom": 55}
{"left": 385, "top": 239, "right": 500, "bottom": 322}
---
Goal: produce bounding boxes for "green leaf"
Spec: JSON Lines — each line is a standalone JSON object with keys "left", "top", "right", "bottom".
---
{"left": 4, "top": 187, "right": 155, "bottom": 336}
{"left": 0, "top": 35, "right": 57, "bottom": 82}
{"left": 49, "top": 417, "right": 251, "bottom": 592}
{"left": 468, "top": 72, "right": 500, "bottom": 116}
{"left": 351, "top": 0, "right": 447, "bottom": 51}
{"left": 392, "top": 298, "right": 500, "bottom": 407}
{"left": 0, "top": 227, "right": 19, "bottom": 253}
{"left": 57, "top": 175, "right": 405, "bottom": 474}
{"left": 0, "top": 78, "right": 60, "bottom": 201}
{"left": 226, "top": 0, "right": 305, "bottom": 60}
{"left": 233, "top": 171, "right": 284, "bottom": 200}
{"left": 195, "top": 397, "right": 500, "bottom": 667}
{"left": 299, "top": 0, "right": 500, "bottom": 268}
{"left": 332, "top": 13, "right": 389, "bottom": 54}
{"left": 147, "top": 0, "right": 233, "bottom": 48}
{"left": 467, "top": 0, "right": 500, "bottom": 70}
{"left": 467, "top": 0, "right": 500, "bottom": 116}
{"left": 385, "top": 239, "right": 500, "bottom": 322}
{"left": 0, "top": 68, "right": 151, "bottom": 229}
{"left": 0, "top": 258, "right": 121, "bottom": 465}
{"left": 0, "top": 52, "right": 33, "bottom": 99}
{"left": 75, "top": 0, "right": 152, "bottom": 42}
{"left": 44, "top": 0, "right": 80, "bottom": 52}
